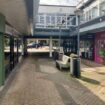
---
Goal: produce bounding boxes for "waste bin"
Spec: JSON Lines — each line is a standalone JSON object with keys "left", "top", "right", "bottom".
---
{"left": 53, "top": 50, "right": 59, "bottom": 60}
{"left": 70, "top": 57, "right": 81, "bottom": 78}
{"left": 58, "top": 52, "right": 63, "bottom": 60}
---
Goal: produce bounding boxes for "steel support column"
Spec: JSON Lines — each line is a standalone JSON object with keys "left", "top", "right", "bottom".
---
{"left": 23, "top": 37, "right": 28, "bottom": 57}
{"left": 16, "top": 39, "right": 19, "bottom": 62}
{"left": 0, "top": 13, "right": 5, "bottom": 86}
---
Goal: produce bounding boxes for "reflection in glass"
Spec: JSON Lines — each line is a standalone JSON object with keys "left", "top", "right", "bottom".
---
{"left": 14, "top": 38, "right": 18, "bottom": 65}
{"left": 18, "top": 39, "right": 22, "bottom": 58}
{"left": 4, "top": 36, "right": 10, "bottom": 78}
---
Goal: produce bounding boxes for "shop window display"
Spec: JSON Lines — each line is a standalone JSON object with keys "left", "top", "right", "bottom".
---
{"left": 80, "top": 40, "right": 94, "bottom": 60}
{"left": 18, "top": 39, "right": 22, "bottom": 58}
{"left": 95, "top": 32, "right": 105, "bottom": 65}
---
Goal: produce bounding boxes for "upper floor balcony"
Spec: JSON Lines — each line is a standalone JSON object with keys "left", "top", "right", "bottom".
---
{"left": 79, "top": 14, "right": 105, "bottom": 33}
{"left": 71, "top": 0, "right": 105, "bottom": 34}
{"left": 71, "top": 14, "right": 105, "bottom": 36}
{"left": 35, "top": 13, "right": 76, "bottom": 29}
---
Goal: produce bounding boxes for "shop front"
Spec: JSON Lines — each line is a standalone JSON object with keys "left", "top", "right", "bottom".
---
{"left": 4, "top": 35, "right": 23, "bottom": 79}
{"left": 80, "top": 34, "right": 95, "bottom": 61}
{"left": 95, "top": 32, "right": 105, "bottom": 65}
{"left": 3, "top": 25, "right": 23, "bottom": 80}
{"left": 63, "top": 37, "right": 77, "bottom": 55}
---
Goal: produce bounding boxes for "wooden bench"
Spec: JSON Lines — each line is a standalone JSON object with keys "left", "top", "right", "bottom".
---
{"left": 56, "top": 55, "right": 70, "bottom": 70}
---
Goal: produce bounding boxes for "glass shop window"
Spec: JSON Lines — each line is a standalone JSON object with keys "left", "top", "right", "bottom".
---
{"left": 4, "top": 36, "right": 10, "bottom": 78}
{"left": 14, "top": 38, "right": 18, "bottom": 65}
{"left": 18, "top": 39, "right": 22, "bottom": 57}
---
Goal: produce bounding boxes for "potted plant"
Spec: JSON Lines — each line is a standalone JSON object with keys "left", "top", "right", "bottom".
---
{"left": 99, "top": 48, "right": 105, "bottom": 65}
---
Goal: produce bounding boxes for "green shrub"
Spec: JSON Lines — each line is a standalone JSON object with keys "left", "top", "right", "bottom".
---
{"left": 99, "top": 49, "right": 105, "bottom": 58}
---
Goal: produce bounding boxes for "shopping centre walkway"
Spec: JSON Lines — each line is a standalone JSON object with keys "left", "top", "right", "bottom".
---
{"left": 0, "top": 54, "right": 105, "bottom": 105}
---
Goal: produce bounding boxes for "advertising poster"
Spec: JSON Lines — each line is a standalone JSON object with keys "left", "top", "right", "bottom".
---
{"left": 95, "top": 32, "right": 105, "bottom": 65}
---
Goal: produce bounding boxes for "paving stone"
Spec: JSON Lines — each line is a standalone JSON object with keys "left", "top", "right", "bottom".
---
{"left": 1, "top": 55, "right": 105, "bottom": 105}
{"left": 0, "top": 57, "right": 64, "bottom": 105}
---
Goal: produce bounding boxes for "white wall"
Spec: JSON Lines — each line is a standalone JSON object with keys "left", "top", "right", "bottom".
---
{"left": 38, "top": 5, "right": 76, "bottom": 15}
{"left": 83, "top": 1, "right": 99, "bottom": 13}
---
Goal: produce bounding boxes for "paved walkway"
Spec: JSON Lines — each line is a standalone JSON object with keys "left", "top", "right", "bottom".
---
{"left": 80, "top": 64, "right": 105, "bottom": 102}
{"left": 0, "top": 54, "right": 105, "bottom": 105}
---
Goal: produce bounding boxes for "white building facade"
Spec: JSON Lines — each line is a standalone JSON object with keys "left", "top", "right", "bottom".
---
{"left": 77, "top": 0, "right": 105, "bottom": 24}
{"left": 76, "top": 0, "right": 105, "bottom": 65}
{"left": 36, "top": 5, "right": 76, "bottom": 29}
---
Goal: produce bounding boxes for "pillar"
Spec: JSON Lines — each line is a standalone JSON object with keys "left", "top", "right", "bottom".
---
{"left": 36, "top": 39, "right": 39, "bottom": 44}
{"left": 49, "top": 36, "right": 53, "bottom": 58}
{"left": 74, "top": 36, "right": 78, "bottom": 54}
{"left": 16, "top": 39, "right": 19, "bottom": 62}
{"left": 10, "top": 37, "right": 14, "bottom": 70}
{"left": 98, "top": 0, "right": 100, "bottom": 16}
{"left": 76, "top": 16, "right": 79, "bottom": 26}
{"left": 22, "top": 38, "right": 24, "bottom": 56}
{"left": 0, "top": 13, "right": 5, "bottom": 86}
{"left": 22, "top": 37, "right": 28, "bottom": 57}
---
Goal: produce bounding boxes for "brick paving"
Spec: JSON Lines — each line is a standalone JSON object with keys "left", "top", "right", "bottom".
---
{"left": 0, "top": 57, "right": 65, "bottom": 105}
{"left": 80, "top": 63, "right": 105, "bottom": 103}
{"left": 0, "top": 54, "right": 105, "bottom": 105}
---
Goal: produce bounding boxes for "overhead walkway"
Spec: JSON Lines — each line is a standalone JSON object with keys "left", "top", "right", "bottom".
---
{"left": 34, "top": 28, "right": 70, "bottom": 38}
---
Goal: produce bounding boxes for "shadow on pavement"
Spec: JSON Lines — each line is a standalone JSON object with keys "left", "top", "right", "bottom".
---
{"left": 4, "top": 53, "right": 104, "bottom": 105}
{"left": 80, "top": 76, "right": 100, "bottom": 85}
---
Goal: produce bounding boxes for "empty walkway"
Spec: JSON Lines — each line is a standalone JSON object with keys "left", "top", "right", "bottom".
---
{"left": 0, "top": 54, "right": 105, "bottom": 105}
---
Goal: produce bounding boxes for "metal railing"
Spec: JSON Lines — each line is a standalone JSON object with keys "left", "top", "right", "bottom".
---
{"left": 35, "top": 13, "right": 76, "bottom": 29}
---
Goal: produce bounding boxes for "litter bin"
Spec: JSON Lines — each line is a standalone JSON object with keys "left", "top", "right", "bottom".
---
{"left": 53, "top": 50, "right": 59, "bottom": 60}
{"left": 58, "top": 52, "right": 63, "bottom": 60}
{"left": 70, "top": 56, "right": 81, "bottom": 78}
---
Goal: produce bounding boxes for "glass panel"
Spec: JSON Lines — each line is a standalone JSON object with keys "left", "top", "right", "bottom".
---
{"left": 50, "top": 16, "right": 55, "bottom": 26}
{"left": 80, "top": 40, "right": 94, "bottom": 60}
{"left": 80, "top": 14, "right": 84, "bottom": 23}
{"left": 37, "top": 15, "right": 40, "bottom": 23}
{"left": 57, "top": 16, "right": 62, "bottom": 24}
{"left": 62, "top": 16, "right": 66, "bottom": 25}
{"left": 39, "top": 15, "right": 44, "bottom": 24}
{"left": 46, "top": 15, "right": 51, "bottom": 25}
{"left": 100, "top": 2, "right": 105, "bottom": 16}
{"left": 89, "top": 10, "right": 92, "bottom": 20}
{"left": 18, "top": 38, "right": 22, "bottom": 57}
{"left": 4, "top": 36, "right": 10, "bottom": 78}
{"left": 14, "top": 38, "right": 18, "bottom": 65}
{"left": 92, "top": 7, "right": 98, "bottom": 18}
{"left": 86, "top": 11, "right": 89, "bottom": 21}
